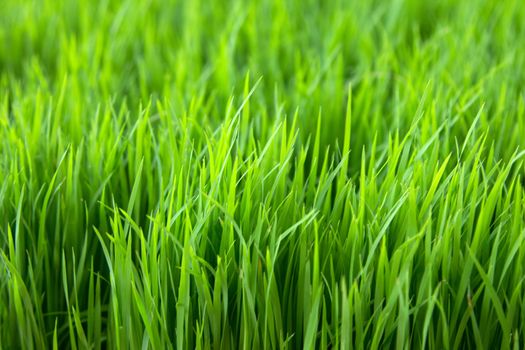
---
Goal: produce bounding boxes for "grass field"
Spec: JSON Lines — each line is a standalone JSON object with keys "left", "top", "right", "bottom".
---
{"left": 1, "top": 0, "right": 525, "bottom": 348}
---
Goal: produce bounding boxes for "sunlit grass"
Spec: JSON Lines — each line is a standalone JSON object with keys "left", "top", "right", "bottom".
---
{"left": 1, "top": 0, "right": 525, "bottom": 348}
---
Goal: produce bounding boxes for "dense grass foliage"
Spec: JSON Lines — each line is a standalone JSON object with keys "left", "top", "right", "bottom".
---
{"left": 1, "top": 0, "right": 525, "bottom": 348}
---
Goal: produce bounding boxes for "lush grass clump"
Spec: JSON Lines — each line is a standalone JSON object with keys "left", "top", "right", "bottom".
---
{"left": 1, "top": 0, "right": 525, "bottom": 348}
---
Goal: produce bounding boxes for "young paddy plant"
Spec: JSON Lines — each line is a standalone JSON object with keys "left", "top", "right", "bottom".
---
{"left": 1, "top": 0, "right": 525, "bottom": 349}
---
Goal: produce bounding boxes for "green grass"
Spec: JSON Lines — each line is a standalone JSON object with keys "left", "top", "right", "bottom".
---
{"left": 1, "top": 0, "right": 525, "bottom": 348}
